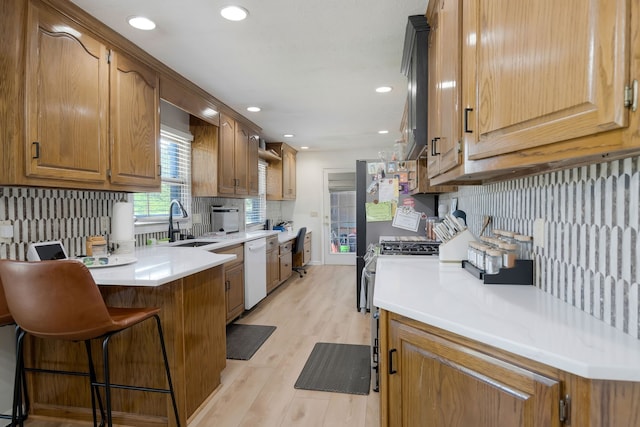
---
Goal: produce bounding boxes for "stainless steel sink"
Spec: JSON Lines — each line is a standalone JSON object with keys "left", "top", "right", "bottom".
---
{"left": 170, "top": 241, "right": 215, "bottom": 248}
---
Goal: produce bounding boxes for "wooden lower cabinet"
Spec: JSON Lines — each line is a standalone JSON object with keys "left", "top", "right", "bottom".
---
{"left": 380, "top": 311, "right": 640, "bottom": 427}
{"left": 215, "top": 244, "right": 245, "bottom": 324}
{"left": 279, "top": 240, "right": 293, "bottom": 284}
{"left": 266, "top": 235, "right": 280, "bottom": 293}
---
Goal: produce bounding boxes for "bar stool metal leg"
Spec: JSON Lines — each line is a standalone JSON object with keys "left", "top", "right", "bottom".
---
{"left": 154, "top": 314, "right": 180, "bottom": 427}
{"left": 84, "top": 341, "right": 106, "bottom": 427}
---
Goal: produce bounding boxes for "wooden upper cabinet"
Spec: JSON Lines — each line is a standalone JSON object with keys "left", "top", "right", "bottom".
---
{"left": 427, "top": 0, "right": 462, "bottom": 179}
{"left": 265, "top": 142, "right": 297, "bottom": 201}
{"left": 247, "top": 134, "right": 260, "bottom": 196}
{"left": 190, "top": 116, "right": 219, "bottom": 197}
{"left": 218, "top": 114, "right": 237, "bottom": 195}
{"left": 282, "top": 145, "right": 297, "bottom": 199}
{"left": 217, "top": 113, "right": 258, "bottom": 197}
{"left": 109, "top": 50, "right": 160, "bottom": 187}
{"left": 24, "top": 1, "right": 108, "bottom": 183}
{"left": 233, "top": 123, "right": 249, "bottom": 196}
{"left": 465, "top": 0, "right": 631, "bottom": 160}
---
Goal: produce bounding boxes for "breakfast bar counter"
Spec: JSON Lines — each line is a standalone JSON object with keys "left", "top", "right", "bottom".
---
{"left": 26, "top": 247, "right": 236, "bottom": 427}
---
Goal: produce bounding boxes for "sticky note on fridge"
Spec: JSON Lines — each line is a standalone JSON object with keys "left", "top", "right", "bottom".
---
{"left": 366, "top": 202, "right": 393, "bottom": 222}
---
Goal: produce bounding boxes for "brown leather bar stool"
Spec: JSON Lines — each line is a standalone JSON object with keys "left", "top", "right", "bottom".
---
{"left": 0, "top": 278, "right": 28, "bottom": 426}
{"left": 0, "top": 260, "right": 181, "bottom": 427}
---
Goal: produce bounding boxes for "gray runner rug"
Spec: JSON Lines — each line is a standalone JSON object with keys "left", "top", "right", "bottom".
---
{"left": 294, "top": 342, "right": 371, "bottom": 395}
{"left": 226, "top": 324, "right": 276, "bottom": 360}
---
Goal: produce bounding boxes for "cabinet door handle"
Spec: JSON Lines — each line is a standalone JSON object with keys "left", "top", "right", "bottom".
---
{"left": 464, "top": 108, "right": 473, "bottom": 133}
{"left": 389, "top": 349, "right": 397, "bottom": 374}
{"left": 32, "top": 141, "right": 40, "bottom": 159}
{"left": 431, "top": 137, "right": 440, "bottom": 156}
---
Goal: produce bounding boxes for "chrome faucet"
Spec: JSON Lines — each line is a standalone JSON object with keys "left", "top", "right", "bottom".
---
{"left": 168, "top": 199, "right": 188, "bottom": 242}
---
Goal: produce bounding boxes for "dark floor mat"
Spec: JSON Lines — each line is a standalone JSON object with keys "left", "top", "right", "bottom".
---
{"left": 294, "top": 342, "right": 371, "bottom": 395}
{"left": 226, "top": 324, "right": 276, "bottom": 360}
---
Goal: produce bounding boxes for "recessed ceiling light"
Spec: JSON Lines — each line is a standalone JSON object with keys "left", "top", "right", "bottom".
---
{"left": 378, "top": 130, "right": 389, "bottom": 134}
{"left": 127, "top": 16, "right": 156, "bottom": 30}
{"left": 300, "top": 146, "right": 309, "bottom": 150}
{"left": 376, "top": 86, "right": 392, "bottom": 93}
{"left": 247, "top": 106, "right": 261, "bottom": 112}
{"left": 220, "top": 6, "right": 249, "bottom": 21}
{"left": 283, "top": 134, "right": 294, "bottom": 138}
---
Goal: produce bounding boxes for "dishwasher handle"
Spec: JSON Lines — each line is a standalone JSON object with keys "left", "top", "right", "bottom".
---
{"left": 247, "top": 241, "right": 267, "bottom": 251}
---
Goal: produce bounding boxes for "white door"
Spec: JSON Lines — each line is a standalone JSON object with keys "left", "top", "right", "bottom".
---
{"left": 323, "top": 168, "right": 356, "bottom": 265}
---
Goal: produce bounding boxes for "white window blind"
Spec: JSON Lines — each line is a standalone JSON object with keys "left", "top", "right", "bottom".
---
{"left": 133, "top": 127, "right": 192, "bottom": 221}
{"left": 245, "top": 160, "right": 267, "bottom": 225}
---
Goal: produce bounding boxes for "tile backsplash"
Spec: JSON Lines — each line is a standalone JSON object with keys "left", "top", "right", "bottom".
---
{"left": 439, "top": 157, "right": 640, "bottom": 339}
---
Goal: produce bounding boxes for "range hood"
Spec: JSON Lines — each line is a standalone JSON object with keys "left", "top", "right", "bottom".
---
{"left": 401, "top": 15, "right": 430, "bottom": 160}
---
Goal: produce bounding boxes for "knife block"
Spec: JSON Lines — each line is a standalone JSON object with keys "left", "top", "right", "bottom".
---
{"left": 438, "top": 229, "right": 477, "bottom": 262}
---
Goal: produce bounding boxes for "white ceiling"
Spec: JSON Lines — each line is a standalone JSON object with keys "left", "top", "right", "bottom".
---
{"left": 70, "top": 0, "right": 427, "bottom": 153}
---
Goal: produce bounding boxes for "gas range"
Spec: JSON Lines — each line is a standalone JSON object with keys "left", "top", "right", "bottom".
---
{"left": 378, "top": 236, "right": 440, "bottom": 256}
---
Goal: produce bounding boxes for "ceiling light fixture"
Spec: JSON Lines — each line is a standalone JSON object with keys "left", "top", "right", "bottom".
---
{"left": 283, "top": 134, "right": 294, "bottom": 138}
{"left": 375, "top": 86, "right": 392, "bottom": 93}
{"left": 378, "top": 130, "right": 389, "bottom": 134}
{"left": 220, "top": 6, "right": 249, "bottom": 21}
{"left": 247, "top": 106, "right": 261, "bottom": 112}
{"left": 300, "top": 146, "right": 309, "bottom": 150}
{"left": 127, "top": 16, "right": 156, "bottom": 30}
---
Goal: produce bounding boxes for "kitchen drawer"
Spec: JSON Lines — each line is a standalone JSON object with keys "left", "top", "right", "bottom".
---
{"left": 304, "top": 232, "right": 311, "bottom": 243}
{"left": 279, "top": 241, "right": 293, "bottom": 255}
{"left": 215, "top": 244, "right": 244, "bottom": 265}
{"left": 266, "top": 235, "right": 279, "bottom": 251}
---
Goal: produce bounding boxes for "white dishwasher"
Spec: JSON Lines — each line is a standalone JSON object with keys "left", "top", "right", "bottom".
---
{"left": 244, "top": 238, "right": 267, "bottom": 309}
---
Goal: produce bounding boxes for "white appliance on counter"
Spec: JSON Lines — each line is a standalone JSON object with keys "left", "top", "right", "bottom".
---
{"left": 211, "top": 206, "right": 240, "bottom": 233}
{"left": 244, "top": 238, "right": 267, "bottom": 309}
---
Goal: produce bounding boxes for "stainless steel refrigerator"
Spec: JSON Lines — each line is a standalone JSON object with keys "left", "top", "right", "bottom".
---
{"left": 355, "top": 159, "right": 437, "bottom": 309}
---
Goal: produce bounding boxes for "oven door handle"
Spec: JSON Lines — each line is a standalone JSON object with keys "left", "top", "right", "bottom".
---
{"left": 389, "top": 349, "right": 398, "bottom": 374}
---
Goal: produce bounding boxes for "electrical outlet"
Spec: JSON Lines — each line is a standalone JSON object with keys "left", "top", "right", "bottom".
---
{"left": 533, "top": 218, "right": 545, "bottom": 248}
{"left": 0, "top": 220, "right": 13, "bottom": 243}
{"left": 192, "top": 213, "right": 202, "bottom": 224}
{"left": 310, "top": 211, "right": 319, "bottom": 217}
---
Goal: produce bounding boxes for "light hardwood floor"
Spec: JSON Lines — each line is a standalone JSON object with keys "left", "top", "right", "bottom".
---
{"left": 24, "top": 265, "right": 379, "bottom": 427}
{"left": 188, "top": 264, "right": 379, "bottom": 427}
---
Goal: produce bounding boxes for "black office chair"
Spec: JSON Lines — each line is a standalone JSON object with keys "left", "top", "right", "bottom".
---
{"left": 292, "top": 227, "right": 307, "bottom": 278}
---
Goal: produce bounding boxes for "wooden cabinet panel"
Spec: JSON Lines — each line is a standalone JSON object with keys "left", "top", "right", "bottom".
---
{"left": 190, "top": 116, "right": 219, "bottom": 196}
{"left": 427, "top": 0, "right": 462, "bottom": 179}
{"left": 233, "top": 123, "right": 249, "bottom": 196}
{"left": 266, "top": 235, "right": 280, "bottom": 293}
{"left": 248, "top": 134, "right": 260, "bottom": 196}
{"left": 465, "top": 0, "right": 630, "bottom": 160}
{"left": 24, "top": 1, "right": 108, "bottom": 184}
{"left": 217, "top": 114, "right": 258, "bottom": 197}
{"left": 384, "top": 313, "right": 560, "bottom": 427}
{"left": 265, "top": 142, "right": 297, "bottom": 201}
{"left": 218, "top": 114, "right": 237, "bottom": 195}
{"left": 282, "top": 145, "right": 297, "bottom": 199}
{"left": 109, "top": 50, "right": 160, "bottom": 187}
{"left": 215, "top": 244, "right": 245, "bottom": 324}
{"left": 224, "top": 263, "right": 244, "bottom": 323}
{"left": 279, "top": 241, "right": 293, "bottom": 283}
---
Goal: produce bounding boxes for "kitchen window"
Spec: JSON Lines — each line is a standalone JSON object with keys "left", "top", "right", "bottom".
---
{"left": 133, "top": 126, "right": 192, "bottom": 225}
{"left": 245, "top": 160, "right": 267, "bottom": 226}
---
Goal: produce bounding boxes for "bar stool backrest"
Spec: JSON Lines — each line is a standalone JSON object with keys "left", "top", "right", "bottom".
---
{"left": 0, "top": 260, "right": 116, "bottom": 341}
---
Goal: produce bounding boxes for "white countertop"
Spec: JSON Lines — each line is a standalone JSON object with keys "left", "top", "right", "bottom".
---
{"left": 89, "top": 246, "right": 236, "bottom": 286}
{"left": 89, "top": 229, "right": 297, "bottom": 287}
{"left": 374, "top": 256, "right": 640, "bottom": 381}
